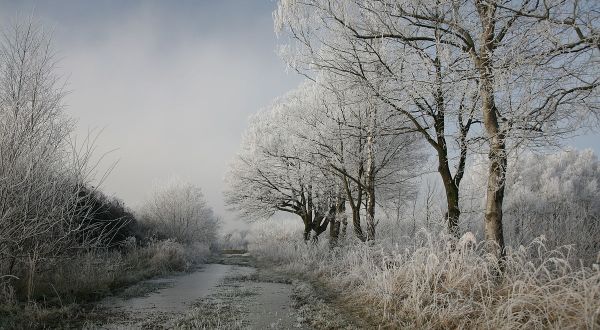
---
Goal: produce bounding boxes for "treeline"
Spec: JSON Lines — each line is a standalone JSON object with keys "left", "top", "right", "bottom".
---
{"left": 0, "top": 20, "right": 218, "bottom": 327}
{"left": 227, "top": 0, "right": 600, "bottom": 263}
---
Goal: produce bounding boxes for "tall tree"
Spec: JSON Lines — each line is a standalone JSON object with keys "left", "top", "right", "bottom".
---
{"left": 275, "top": 0, "right": 600, "bottom": 259}
{"left": 0, "top": 20, "right": 115, "bottom": 298}
{"left": 226, "top": 81, "right": 423, "bottom": 242}
{"left": 275, "top": 0, "right": 481, "bottom": 238}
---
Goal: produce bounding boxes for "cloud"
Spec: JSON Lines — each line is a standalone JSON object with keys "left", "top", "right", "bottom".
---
{"left": 0, "top": 1, "right": 301, "bottom": 229}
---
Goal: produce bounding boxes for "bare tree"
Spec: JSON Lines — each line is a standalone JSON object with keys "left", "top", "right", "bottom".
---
{"left": 140, "top": 179, "right": 219, "bottom": 245}
{"left": 275, "top": 0, "right": 481, "bottom": 238}
{"left": 227, "top": 80, "right": 424, "bottom": 243}
{"left": 225, "top": 91, "right": 337, "bottom": 241}
{"left": 0, "top": 20, "right": 118, "bottom": 299}
{"left": 275, "top": 0, "right": 600, "bottom": 260}
{"left": 292, "top": 79, "right": 425, "bottom": 241}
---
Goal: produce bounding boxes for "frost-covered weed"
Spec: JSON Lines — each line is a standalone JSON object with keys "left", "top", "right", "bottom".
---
{"left": 149, "top": 239, "right": 188, "bottom": 271}
{"left": 20, "top": 239, "right": 207, "bottom": 304}
{"left": 249, "top": 219, "right": 600, "bottom": 329}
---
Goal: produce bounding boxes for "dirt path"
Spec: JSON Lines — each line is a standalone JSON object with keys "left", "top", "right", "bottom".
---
{"left": 88, "top": 253, "right": 305, "bottom": 329}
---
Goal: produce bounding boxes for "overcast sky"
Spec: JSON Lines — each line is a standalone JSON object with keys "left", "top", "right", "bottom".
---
{"left": 0, "top": 0, "right": 303, "bottom": 229}
{"left": 0, "top": 1, "right": 598, "bottom": 230}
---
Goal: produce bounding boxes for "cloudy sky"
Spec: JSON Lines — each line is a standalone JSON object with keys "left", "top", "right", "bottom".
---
{"left": 0, "top": 1, "right": 598, "bottom": 229}
{"left": 0, "top": 0, "right": 303, "bottom": 228}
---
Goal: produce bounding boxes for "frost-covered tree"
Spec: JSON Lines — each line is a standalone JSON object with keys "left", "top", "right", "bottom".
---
{"left": 275, "top": 0, "right": 600, "bottom": 259}
{"left": 140, "top": 179, "right": 219, "bottom": 245}
{"left": 275, "top": 0, "right": 481, "bottom": 239}
{"left": 0, "top": 20, "right": 115, "bottom": 299}
{"left": 225, "top": 89, "right": 337, "bottom": 241}
{"left": 227, "top": 81, "right": 424, "bottom": 242}
{"left": 462, "top": 149, "right": 600, "bottom": 262}
{"left": 290, "top": 79, "right": 425, "bottom": 241}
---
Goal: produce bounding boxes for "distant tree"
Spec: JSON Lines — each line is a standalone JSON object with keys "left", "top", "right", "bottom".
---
{"left": 140, "top": 180, "right": 219, "bottom": 245}
{"left": 289, "top": 79, "right": 425, "bottom": 241}
{"left": 226, "top": 81, "right": 424, "bottom": 242}
{"left": 506, "top": 150, "right": 599, "bottom": 261}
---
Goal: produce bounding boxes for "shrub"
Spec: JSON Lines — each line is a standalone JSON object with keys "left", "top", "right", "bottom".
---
{"left": 138, "top": 179, "right": 219, "bottom": 246}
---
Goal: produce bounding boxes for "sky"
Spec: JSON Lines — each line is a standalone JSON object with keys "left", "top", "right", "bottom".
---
{"left": 0, "top": 0, "right": 302, "bottom": 229}
{"left": 0, "top": 1, "right": 598, "bottom": 230}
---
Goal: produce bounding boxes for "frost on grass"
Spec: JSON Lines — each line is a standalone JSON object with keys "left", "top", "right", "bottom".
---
{"left": 249, "top": 221, "right": 600, "bottom": 329}
{"left": 291, "top": 280, "right": 361, "bottom": 330}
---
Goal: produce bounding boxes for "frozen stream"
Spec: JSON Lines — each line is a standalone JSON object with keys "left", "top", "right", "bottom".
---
{"left": 96, "top": 258, "right": 303, "bottom": 329}
{"left": 103, "top": 263, "right": 252, "bottom": 314}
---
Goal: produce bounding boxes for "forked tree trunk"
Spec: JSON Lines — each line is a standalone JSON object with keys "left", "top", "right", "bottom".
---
{"left": 342, "top": 175, "right": 366, "bottom": 242}
{"left": 432, "top": 46, "right": 463, "bottom": 239}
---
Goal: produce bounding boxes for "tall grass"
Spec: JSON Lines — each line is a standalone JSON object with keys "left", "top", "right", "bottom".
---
{"left": 249, "top": 219, "right": 600, "bottom": 329}
{"left": 0, "top": 239, "right": 210, "bottom": 329}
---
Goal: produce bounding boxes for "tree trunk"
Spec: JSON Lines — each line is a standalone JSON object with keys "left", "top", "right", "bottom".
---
{"left": 432, "top": 45, "right": 462, "bottom": 239}
{"left": 365, "top": 190, "right": 375, "bottom": 240}
{"left": 477, "top": 0, "right": 506, "bottom": 262}
{"left": 351, "top": 207, "right": 366, "bottom": 242}
{"left": 329, "top": 217, "right": 340, "bottom": 247}
{"left": 312, "top": 208, "right": 331, "bottom": 240}
{"left": 441, "top": 175, "right": 461, "bottom": 238}
{"left": 329, "top": 195, "right": 345, "bottom": 247}
{"left": 342, "top": 175, "right": 366, "bottom": 242}
{"left": 484, "top": 136, "right": 507, "bottom": 260}
{"left": 302, "top": 215, "right": 312, "bottom": 241}
{"left": 340, "top": 211, "right": 347, "bottom": 238}
{"left": 365, "top": 101, "right": 376, "bottom": 241}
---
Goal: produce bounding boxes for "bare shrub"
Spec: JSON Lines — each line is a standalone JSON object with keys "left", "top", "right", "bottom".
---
{"left": 139, "top": 179, "right": 219, "bottom": 246}
{"left": 0, "top": 19, "right": 125, "bottom": 301}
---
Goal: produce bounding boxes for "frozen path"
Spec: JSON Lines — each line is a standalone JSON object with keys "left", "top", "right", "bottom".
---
{"left": 94, "top": 254, "right": 304, "bottom": 329}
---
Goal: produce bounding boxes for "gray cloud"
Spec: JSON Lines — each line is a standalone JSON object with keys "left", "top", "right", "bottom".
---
{"left": 0, "top": 1, "right": 301, "bottom": 228}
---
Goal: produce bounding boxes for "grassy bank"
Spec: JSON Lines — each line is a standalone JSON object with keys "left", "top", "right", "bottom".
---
{"left": 249, "top": 224, "right": 600, "bottom": 329}
{"left": 0, "top": 239, "right": 210, "bottom": 329}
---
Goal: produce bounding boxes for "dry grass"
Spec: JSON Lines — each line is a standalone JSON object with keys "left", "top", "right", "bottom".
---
{"left": 0, "top": 239, "right": 211, "bottom": 329}
{"left": 249, "top": 222, "right": 600, "bottom": 329}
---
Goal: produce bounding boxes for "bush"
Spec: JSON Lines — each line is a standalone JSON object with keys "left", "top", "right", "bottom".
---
{"left": 138, "top": 179, "right": 219, "bottom": 246}
{"left": 218, "top": 230, "right": 249, "bottom": 251}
